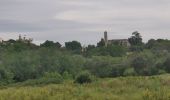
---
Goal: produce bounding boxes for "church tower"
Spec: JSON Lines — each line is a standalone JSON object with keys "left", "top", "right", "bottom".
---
{"left": 19, "top": 34, "right": 22, "bottom": 41}
{"left": 104, "top": 31, "right": 108, "bottom": 47}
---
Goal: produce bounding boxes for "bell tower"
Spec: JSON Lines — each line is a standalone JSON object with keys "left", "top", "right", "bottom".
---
{"left": 104, "top": 31, "right": 108, "bottom": 47}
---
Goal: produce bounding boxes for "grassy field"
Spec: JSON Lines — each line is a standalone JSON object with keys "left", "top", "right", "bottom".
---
{"left": 1, "top": 75, "right": 170, "bottom": 100}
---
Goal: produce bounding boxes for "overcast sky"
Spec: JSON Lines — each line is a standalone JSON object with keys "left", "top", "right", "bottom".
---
{"left": 0, "top": 0, "right": 170, "bottom": 45}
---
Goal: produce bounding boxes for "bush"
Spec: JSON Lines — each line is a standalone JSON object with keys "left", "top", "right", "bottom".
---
{"left": 20, "top": 72, "right": 63, "bottom": 86}
{"left": 75, "top": 71, "right": 93, "bottom": 84}
{"left": 110, "top": 64, "right": 126, "bottom": 77}
{"left": 19, "top": 77, "right": 63, "bottom": 86}
{"left": 158, "top": 69, "right": 166, "bottom": 74}
{"left": 123, "top": 68, "right": 136, "bottom": 76}
{"left": 62, "top": 71, "right": 73, "bottom": 79}
{"left": 85, "top": 56, "right": 123, "bottom": 78}
{"left": 163, "top": 57, "right": 170, "bottom": 73}
{"left": 0, "top": 69, "right": 9, "bottom": 81}
{"left": 131, "top": 56, "right": 148, "bottom": 75}
{"left": 43, "top": 72, "right": 62, "bottom": 79}
{"left": 43, "top": 72, "right": 63, "bottom": 83}
{"left": 130, "top": 55, "right": 160, "bottom": 76}
{"left": 0, "top": 68, "right": 14, "bottom": 84}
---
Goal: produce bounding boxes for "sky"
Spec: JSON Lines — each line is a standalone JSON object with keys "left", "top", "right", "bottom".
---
{"left": 0, "top": 0, "right": 170, "bottom": 45}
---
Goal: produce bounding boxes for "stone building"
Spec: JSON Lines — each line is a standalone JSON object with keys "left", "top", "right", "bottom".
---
{"left": 103, "top": 31, "right": 131, "bottom": 47}
{"left": 18, "top": 34, "right": 33, "bottom": 43}
{"left": 0, "top": 37, "right": 3, "bottom": 42}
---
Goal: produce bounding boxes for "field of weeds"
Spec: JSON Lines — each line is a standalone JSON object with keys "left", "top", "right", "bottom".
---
{"left": 0, "top": 75, "right": 170, "bottom": 100}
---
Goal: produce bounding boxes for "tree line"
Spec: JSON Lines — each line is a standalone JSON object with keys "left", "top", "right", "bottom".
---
{"left": 0, "top": 31, "right": 170, "bottom": 84}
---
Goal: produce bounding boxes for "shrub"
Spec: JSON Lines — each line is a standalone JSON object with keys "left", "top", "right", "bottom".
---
{"left": 163, "top": 57, "right": 170, "bottom": 73}
{"left": 0, "top": 68, "right": 8, "bottom": 81}
{"left": 0, "top": 68, "right": 14, "bottom": 84}
{"left": 84, "top": 56, "right": 122, "bottom": 78}
{"left": 20, "top": 72, "right": 63, "bottom": 86}
{"left": 43, "top": 72, "right": 62, "bottom": 79}
{"left": 111, "top": 65, "right": 125, "bottom": 77}
{"left": 158, "top": 69, "right": 166, "bottom": 74}
{"left": 62, "top": 71, "right": 73, "bottom": 79}
{"left": 123, "top": 68, "right": 136, "bottom": 76}
{"left": 131, "top": 55, "right": 160, "bottom": 76}
{"left": 42, "top": 72, "right": 63, "bottom": 84}
{"left": 20, "top": 77, "right": 63, "bottom": 86}
{"left": 131, "top": 56, "right": 148, "bottom": 75}
{"left": 75, "top": 71, "right": 93, "bottom": 84}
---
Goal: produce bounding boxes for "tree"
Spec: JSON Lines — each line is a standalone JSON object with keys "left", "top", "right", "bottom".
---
{"left": 128, "top": 31, "right": 143, "bottom": 45}
{"left": 163, "top": 57, "right": 170, "bottom": 73}
{"left": 146, "top": 39, "right": 170, "bottom": 52}
{"left": 131, "top": 56, "right": 156, "bottom": 76}
{"left": 86, "top": 45, "right": 95, "bottom": 51}
{"left": 7, "top": 39, "right": 16, "bottom": 44}
{"left": 107, "top": 45, "right": 126, "bottom": 57}
{"left": 12, "top": 42, "right": 30, "bottom": 52}
{"left": 84, "top": 56, "right": 114, "bottom": 77}
{"left": 146, "top": 39, "right": 157, "bottom": 49}
{"left": 97, "top": 38, "right": 105, "bottom": 47}
{"left": 40, "top": 40, "right": 61, "bottom": 48}
{"left": 131, "top": 57, "right": 147, "bottom": 75}
{"left": 65, "top": 41, "right": 82, "bottom": 51}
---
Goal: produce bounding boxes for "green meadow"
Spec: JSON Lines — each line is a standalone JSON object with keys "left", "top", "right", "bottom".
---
{"left": 1, "top": 74, "right": 170, "bottom": 100}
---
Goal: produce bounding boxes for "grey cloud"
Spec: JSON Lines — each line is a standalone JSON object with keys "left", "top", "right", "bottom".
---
{"left": 0, "top": 0, "right": 170, "bottom": 45}
{"left": 0, "top": 19, "right": 46, "bottom": 32}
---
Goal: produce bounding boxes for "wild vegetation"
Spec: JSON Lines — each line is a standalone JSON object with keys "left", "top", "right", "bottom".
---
{"left": 0, "top": 74, "right": 170, "bottom": 100}
{"left": 0, "top": 31, "right": 170, "bottom": 99}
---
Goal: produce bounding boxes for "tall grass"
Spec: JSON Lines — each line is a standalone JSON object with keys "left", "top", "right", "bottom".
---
{"left": 0, "top": 75, "right": 170, "bottom": 100}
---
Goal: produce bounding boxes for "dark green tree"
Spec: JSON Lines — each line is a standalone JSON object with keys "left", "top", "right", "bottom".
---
{"left": 86, "top": 45, "right": 95, "bottom": 51}
{"left": 97, "top": 38, "right": 105, "bottom": 47}
{"left": 40, "top": 40, "right": 61, "bottom": 48}
{"left": 130, "top": 56, "right": 156, "bottom": 76}
{"left": 65, "top": 41, "right": 82, "bottom": 51}
{"left": 128, "top": 31, "right": 143, "bottom": 45}
{"left": 163, "top": 57, "right": 170, "bottom": 73}
{"left": 107, "top": 45, "right": 126, "bottom": 57}
{"left": 75, "top": 71, "right": 93, "bottom": 84}
{"left": 146, "top": 39, "right": 157, "bottom": 49}
{"left": 7, "top": 39, "right": 16, "bottom": 44}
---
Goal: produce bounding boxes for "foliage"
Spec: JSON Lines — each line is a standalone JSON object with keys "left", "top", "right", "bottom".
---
{"left": 75, "top": 71, "right": 93, "bottom": 84}
{"left": 65, "top": 41, "right": 82, "bottom": 51}
{"left": 131, "top": 56, "right": 148, "bottom": 75}
{"left": 0, "top": 35, "right": 170, "bottom": 99}
{"left": 86, "top": 45, "right": 127, "bottom": 57}
{"left": 97, "top": 38, "right": 105, "bottom": 47}
{"left": 86, "top": 45, "right": 95, "bottom": 51}
{"left": 84, "top": 56, "right": 123, "bottom": 77}
{"left": 163, "top": 57, "right": 170, "bottom": 73}
{"left": 146, "top": 39, "right": 170, "bottom": 52}
{"left": 62, "top": 71, "right": 73, "bottom": 79}
{"left": 129, "top": 45, "right": 144, "bottom": 52}
{"left": 123, "top": 68, "right": 136, "bottom": 76}
{"left": 40, "top": 40, "right": 61, "bottom": 48}
{"left": 1, "top": 75, "right": 170, "bottom": 100}
{"left": 0, "top": 35, "right": 170, "bottom": 85}
{"left": 128, "top": 31, "right": 143, "bottom": 46}
{"left": 107, "top": 45, "right": 127, "bottom": 57}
